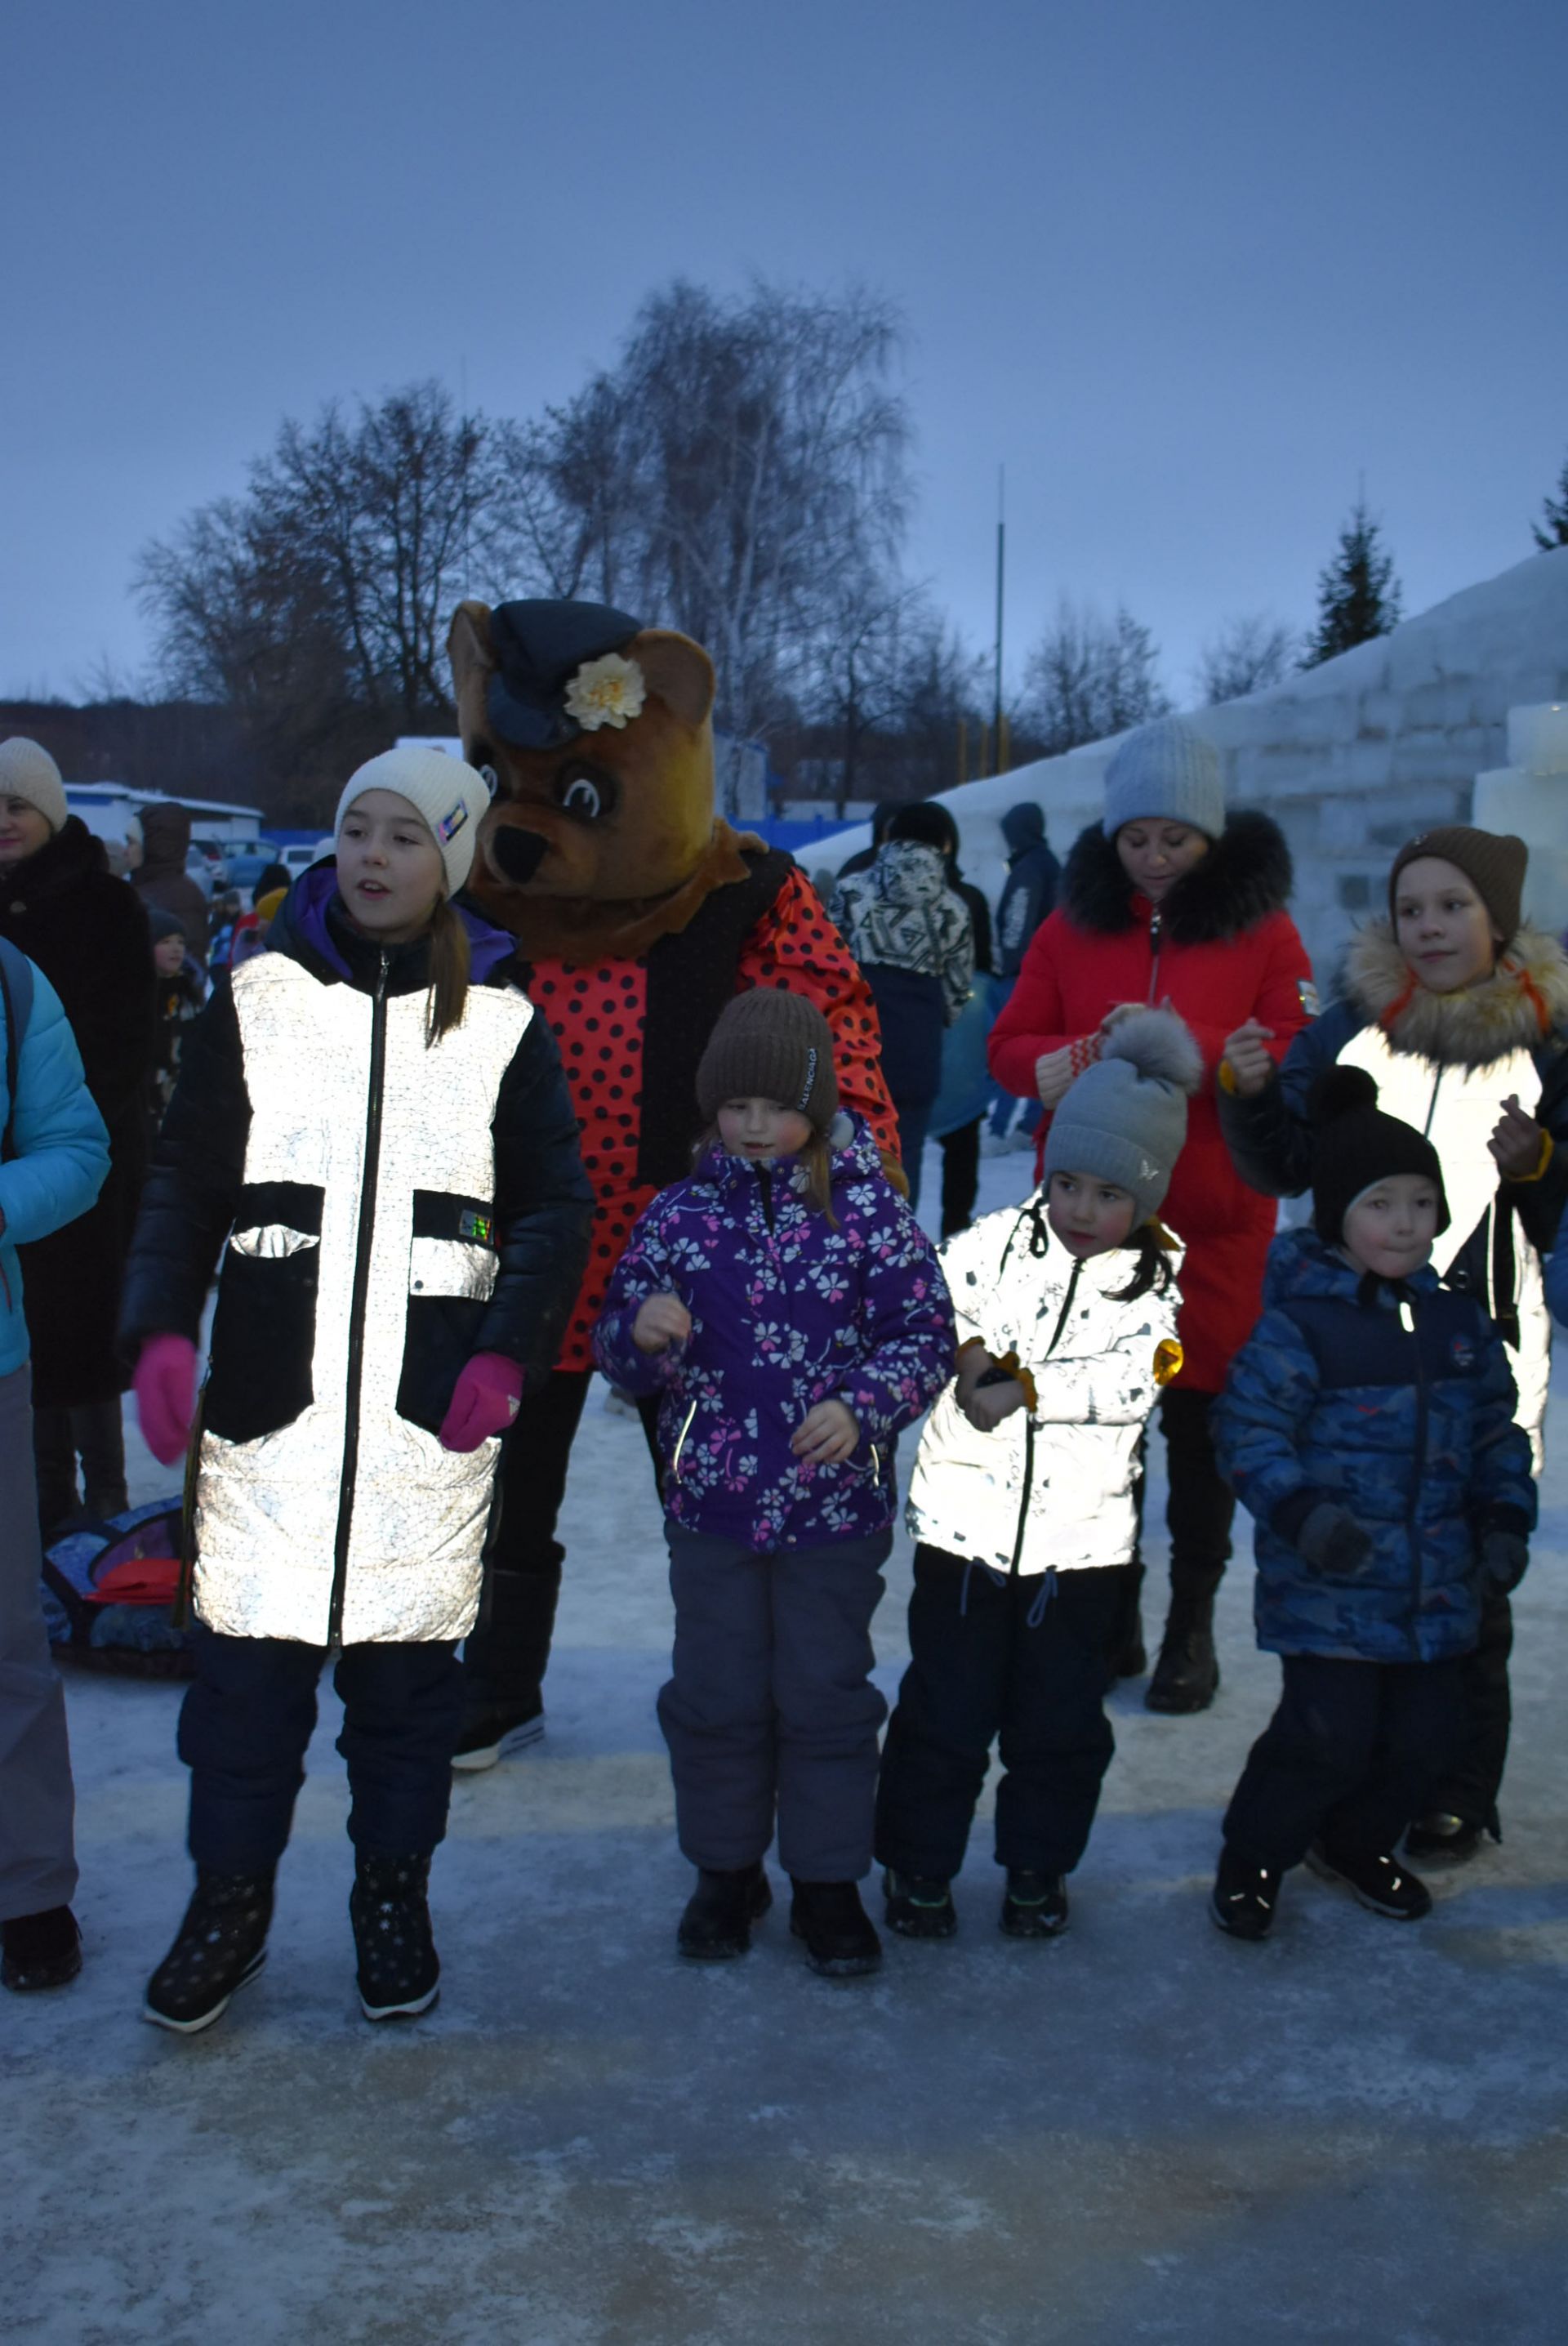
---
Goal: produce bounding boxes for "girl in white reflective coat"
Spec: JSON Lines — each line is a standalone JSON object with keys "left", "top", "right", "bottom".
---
{"left": 875, "top": 1009, "right": 1200, "bottom": 1941}
{"left": 122, "top": 747, "right": 591, "bottom": 2036}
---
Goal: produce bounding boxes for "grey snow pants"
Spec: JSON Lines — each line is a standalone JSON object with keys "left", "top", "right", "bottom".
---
{"left": 658, "top": 1526, "right": 892, "bottom": 1883}
{"left": 0, "top": 1363, "right": 78, "bottom": 1920}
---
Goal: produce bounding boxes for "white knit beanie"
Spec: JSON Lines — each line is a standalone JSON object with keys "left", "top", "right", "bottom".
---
{"left": 0, "top": 738, "right": 69, "bottom": 835}
{"left": 334, "top": 745, "right": 490, "bottom": 899}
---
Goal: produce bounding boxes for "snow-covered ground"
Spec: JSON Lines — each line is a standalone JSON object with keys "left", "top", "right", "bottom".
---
{"left": 7, "top": 1138, "right": 1568, "bottom": 2344}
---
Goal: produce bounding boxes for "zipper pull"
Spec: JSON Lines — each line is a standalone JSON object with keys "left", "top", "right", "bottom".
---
{"left": 376, "top": 948, "right": 390, "bottom": 1001}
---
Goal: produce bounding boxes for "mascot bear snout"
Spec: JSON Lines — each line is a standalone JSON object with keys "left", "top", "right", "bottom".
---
{"left": 487, "top": 821, "right": 550, "bottom": 887}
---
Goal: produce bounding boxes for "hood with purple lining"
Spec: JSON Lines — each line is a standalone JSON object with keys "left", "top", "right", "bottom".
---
{"left": 271, "top": 859, "right": 518, "bottom": 989}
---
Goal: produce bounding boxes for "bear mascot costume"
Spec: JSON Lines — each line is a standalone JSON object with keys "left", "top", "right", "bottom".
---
{"left": 446, "top": 598, "right": 900, "bottom": 1766}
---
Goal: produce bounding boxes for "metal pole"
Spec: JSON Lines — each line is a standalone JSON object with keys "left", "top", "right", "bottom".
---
{"left": 992, "top": 463, "right": 1005, "bottom": 777}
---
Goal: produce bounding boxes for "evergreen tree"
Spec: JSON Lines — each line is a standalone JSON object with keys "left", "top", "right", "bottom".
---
{"left": 1532, "top": 451, "right": 1568, "bottom": 551}
{"left": 1303, "top": 497, "right": 1402, "bottom": 667}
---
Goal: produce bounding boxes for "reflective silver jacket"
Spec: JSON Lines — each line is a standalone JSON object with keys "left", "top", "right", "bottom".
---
{"left": 122, "top": 900, "right": 592, "bottom": 1647}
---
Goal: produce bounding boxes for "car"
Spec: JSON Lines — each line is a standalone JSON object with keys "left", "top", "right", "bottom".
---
{"left": 190, "top": 837, "right": 229, "bottom": 889}
{"left": 224, "top": 847, "right": 287, "bottom": 899}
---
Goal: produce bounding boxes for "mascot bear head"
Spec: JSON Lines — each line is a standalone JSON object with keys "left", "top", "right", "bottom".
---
{"left": 448, "top": 598, "right": 760, "bottom": 961}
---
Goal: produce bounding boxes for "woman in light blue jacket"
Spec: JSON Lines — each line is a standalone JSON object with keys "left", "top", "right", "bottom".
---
{"left": 0, "top": 938, "right": 110, "bottom": 1992}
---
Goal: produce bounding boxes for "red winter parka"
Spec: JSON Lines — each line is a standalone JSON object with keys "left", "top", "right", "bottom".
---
{"left": 988, "top": 812, "right": 1313, "bottom": 1391}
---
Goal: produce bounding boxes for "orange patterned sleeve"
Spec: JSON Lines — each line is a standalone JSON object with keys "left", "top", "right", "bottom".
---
{"left": 734, "top": 867, "right": 900, "bottom": 1158}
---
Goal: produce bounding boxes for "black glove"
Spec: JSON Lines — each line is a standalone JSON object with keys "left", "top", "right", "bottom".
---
{"left": 1480, "top": 1528, "right": 1529, "bottom": 1594}
{"left": 1296, "top": 1502, "right": 1373, "bottom": 1577}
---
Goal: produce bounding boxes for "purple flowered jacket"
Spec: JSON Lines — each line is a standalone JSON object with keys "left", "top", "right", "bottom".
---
{"left": 593, "top": 1116, "right": 954, "bottom": 1551}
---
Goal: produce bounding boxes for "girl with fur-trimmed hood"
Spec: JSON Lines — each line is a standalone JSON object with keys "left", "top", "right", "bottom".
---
{"left": 876, "top": 1008, "right": 1200, "bottom": 1943}
{"left": 1218, "top": 823, "right": 1568, "bottom": 1862}
{"left": 988, "top": 720, "right": 1314, "bottom": 1717}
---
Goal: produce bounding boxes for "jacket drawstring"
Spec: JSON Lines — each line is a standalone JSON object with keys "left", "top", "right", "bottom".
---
{"left": 1025, "top": 1568, "right": 1058, "bottom": 1627}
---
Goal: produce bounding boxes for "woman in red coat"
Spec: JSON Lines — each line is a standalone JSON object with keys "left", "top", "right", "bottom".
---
{"left": 988, "top": 719, "right": 1313, "bottom": 1713}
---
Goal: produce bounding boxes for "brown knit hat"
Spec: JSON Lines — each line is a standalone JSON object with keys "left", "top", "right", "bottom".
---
{"left": 1388, "top": 825, "right": 1528, "bottom": 945}
{"left": 695, "top": 988, "right": 839, "bottom": 1134}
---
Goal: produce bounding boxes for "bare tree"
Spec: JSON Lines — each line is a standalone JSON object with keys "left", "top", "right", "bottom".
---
{"left": 1194, "top": 613, "right": 1298, "bottom": 706}
{"left": 1021, "top": 599, "right": 1170, "bottom": 756}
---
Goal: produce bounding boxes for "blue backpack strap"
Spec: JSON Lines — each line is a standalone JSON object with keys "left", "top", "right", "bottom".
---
{"left": 0, "top": 936, "right": 36, "bottom": 1164}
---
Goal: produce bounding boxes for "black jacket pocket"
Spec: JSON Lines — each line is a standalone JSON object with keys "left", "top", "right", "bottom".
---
{"left": 203, "top": 1182, "right": 323, "bottom": 1443}
{"left": 396, "top": 1190, "right": 499, "bottom": 1437}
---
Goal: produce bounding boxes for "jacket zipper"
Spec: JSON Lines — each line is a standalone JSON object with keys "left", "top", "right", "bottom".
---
{"left": 1405, "top": 1287, "right": 1427, "bottom": 1662}
{"left": 1146, "top": 909, "right": 1162, "bottom": 1004}
{"left": 1009, "top": 1257, "right": 1084, "bottom": 1575}
{"left": 327, "top": 949, "right": 390, "bottom": 1647}
{"left": 671, "top": 1398, "right": 697, "bottom": 1479}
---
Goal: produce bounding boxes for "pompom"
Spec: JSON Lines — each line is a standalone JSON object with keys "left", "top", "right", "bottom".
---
{"left": 1307, "top": 1064, "right": 1379, "bottom": 1126}
{"left": 1098, "top": 1006, "right": 1204, "bottom": 1095}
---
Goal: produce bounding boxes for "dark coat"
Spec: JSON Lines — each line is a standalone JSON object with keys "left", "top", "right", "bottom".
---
{"left": 0, "top": 818, "right": 155, "bottom": 1403}
{"left": 995, "top": 809, "right": 1059, "bottom": 980}
{"left": 131, "top": 803, "right": 210, "bottom": 960}
{"left": 1213, "top": 1229, "right": 1535, "bottom": 1664}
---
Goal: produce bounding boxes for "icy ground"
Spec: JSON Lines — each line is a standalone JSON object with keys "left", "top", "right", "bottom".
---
{"left": 6, "top": 1139, "right": 1568, "bottom": 2344}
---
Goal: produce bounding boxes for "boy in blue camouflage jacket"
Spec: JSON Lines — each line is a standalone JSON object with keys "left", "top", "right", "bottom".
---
{"left": 1209, "top": 1068, "right": 1535, "bottom": 1941}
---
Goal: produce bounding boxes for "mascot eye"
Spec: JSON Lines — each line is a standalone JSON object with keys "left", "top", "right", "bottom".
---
{"left": 479, "top": 765, "right": 499, "bottom": 798}
{"left": 555, "top": 765, "right": 618, "bottom": 824}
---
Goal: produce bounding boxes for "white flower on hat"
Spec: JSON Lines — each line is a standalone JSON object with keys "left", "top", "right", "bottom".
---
{"left": 564, "top": 652, "right": 646, "bottom": 732}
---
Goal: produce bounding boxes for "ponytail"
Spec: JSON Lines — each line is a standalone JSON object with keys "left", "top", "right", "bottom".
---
{"left": 425, "top": 896, "right": 471, "bottom": 1046}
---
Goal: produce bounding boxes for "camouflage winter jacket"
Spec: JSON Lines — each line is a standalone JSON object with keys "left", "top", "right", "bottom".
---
{"left": 1212, "top": 1228, "right": 1535, "bottom": 1665}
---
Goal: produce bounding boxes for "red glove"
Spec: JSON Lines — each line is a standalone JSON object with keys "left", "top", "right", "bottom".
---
{"left": 135, "top": 1335, "right": 199, "bottom": 1467}
{"left": 438, "top": 1353, "right": 524, "bottom": 1452}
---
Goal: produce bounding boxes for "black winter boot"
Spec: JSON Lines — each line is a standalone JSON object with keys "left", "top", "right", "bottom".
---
{"left": 1146, "top": 1592, "right": 1218, "bottom": 1714}
{"left": 677, "top": 1862, "right": 773, "bottom": 1960}
{"left": 789, "top": 1879, "right": 882, "bottom": 1977}
{"left": 1000, "top": 1869, "right": 1069, "bottom": 1938}
{"left": 454, "top": 1567, "right": 557, "bottom": 1769}
{"left": 882, "top": 1869, "right": 958, "bottom": 1939}
{"left": 1306, "top": 1843, "right": 1432, "bottom": 1920}
{"left": 144, "top": 1870, "right": 274, "bottom": 2033}
{"left": 350, "top": 1853, "right": 441, "bottom": 2020}
{"left": 2, "top": 1906, "right": 82, "bottom": 1992}
{"left": 1405, "top": 1809, "right": 1495, "bottom": 1865}
{"left": 1209, "top": 1846, "right": 1279, "bottom": 1941}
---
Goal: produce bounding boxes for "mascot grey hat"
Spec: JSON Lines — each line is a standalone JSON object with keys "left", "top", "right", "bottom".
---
{"left": 1102, "top": 718, "right": 1225, "bottom": 842}
{"left": 334, "top": 745, "right": 491, "bottom": 899}
{"left": 0, "top": 737, "right": 68, "bottom": 835}
{"left": 1042, "top": 1007, "right": 1204, "bottom": 1225}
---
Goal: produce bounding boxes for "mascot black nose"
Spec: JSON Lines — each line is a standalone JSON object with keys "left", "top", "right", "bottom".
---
{"left": 491, "top": 826, "right": 549, "bottom": 885}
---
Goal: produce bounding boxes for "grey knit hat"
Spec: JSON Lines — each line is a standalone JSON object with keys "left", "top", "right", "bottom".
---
{"left": 696, "top": 988, "right": 839, "bottom": 1135}
{"left": 0, "top": 737, "right": 68, "bottom": 835}
{"left": 1102, "top": 718, "right": 1225, "bottom": 842}
{"left": 1042, "top": 1008, "right": 1204, "bottom": 1225}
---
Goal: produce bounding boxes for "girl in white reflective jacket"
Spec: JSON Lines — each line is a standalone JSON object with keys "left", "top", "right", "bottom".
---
{"left": 874, "top": 1008, "right": 1200, "bottom": 1942}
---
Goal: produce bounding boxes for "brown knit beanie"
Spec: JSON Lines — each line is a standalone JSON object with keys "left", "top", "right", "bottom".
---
{"left": 1388, "top": 825, "right": 1528, "bottom": 945}
{"left": 695, "top": 988, "right": 840, "bottom": 1134}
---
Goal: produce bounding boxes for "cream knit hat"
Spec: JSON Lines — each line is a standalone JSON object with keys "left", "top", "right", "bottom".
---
{"left": 334, "top": 744, "right": 491, "bottom": 899}
{"left": 0, "top": 738, "right": 68, "bottom": 834}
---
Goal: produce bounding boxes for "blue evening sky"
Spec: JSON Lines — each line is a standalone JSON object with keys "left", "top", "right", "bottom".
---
{"left": 2, "top": 0, "right": 1563, "bottom": 710}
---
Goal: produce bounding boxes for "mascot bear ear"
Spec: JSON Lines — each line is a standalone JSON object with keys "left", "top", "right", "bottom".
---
{"left": 630, "top": 630, "right": 715, "bottom": 730}
{"left": 448, "top": 600, "right": 495, "bottom": 698}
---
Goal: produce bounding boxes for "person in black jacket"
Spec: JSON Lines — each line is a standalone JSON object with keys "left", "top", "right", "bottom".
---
{"left": 119, "top": 746, "right": 593, "bottom": 2036}
{"left": 0, "top": 738, "right": 156, "bottom": 1530}
{"left": 986, "top": 801, "right": 1059, "bottom": 1149}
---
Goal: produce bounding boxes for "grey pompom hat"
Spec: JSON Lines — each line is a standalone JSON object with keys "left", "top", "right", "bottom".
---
{"left": 1102, "top": 718, "right": 1225, "bottom": 842}
{"left": 1041, "top": 1007, "right": 1204, "bottom": 1225}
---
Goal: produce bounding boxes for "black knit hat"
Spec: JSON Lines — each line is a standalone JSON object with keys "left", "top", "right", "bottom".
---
{"left": 1310, "top": 1066, "right": 1449, "bottom": 1247}
{"left": 695, "top": 988, "right": 839, "bottom": 1135}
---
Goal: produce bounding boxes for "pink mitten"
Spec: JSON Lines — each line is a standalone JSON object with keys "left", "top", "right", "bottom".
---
{"left": 438, "top": 1353, "right": 524, "bottom": 1452}
{"left": 135, "top": 1335, "right": 199, "bottom": 1467}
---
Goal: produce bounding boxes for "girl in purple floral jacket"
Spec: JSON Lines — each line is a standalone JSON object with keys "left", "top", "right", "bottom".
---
{"left": 594, "top": 988, "right": 953, "bottom": 1978}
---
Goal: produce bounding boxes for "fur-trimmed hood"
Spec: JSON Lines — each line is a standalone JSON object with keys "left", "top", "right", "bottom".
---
{"left": 1061, "top": 810, "right": 1293, "bottom": 944}
{"left": 1344, "top": 917, "right": 1568, "bottom": 1071}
